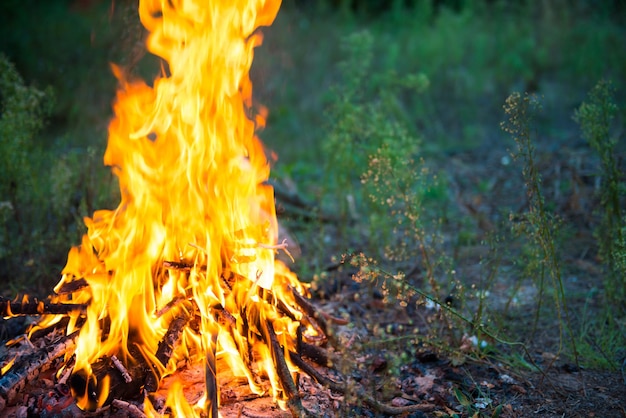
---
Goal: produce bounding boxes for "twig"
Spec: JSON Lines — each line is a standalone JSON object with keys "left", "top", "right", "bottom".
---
{"left": 144, "top": 313, "right": 190, "bottom": 392}
{"left": 289, "top": 288, "right": 330, "bottom": 338}
{"left": 0, "top": 298, "right": 86, "bottom": 317}
{"left": 300, "top": 343, "right": 333, "bottom": 368}
{"left": 55, "top": 278, "right": 89, "bottom": 295}
{"left": 57, "top": 364, "right": 73, "bottom": 386}
{"left": 264, "top": 320, "right": 312, "bottom": 418}
{"left": 257, "top": 239, "right": 294, "bottom": 262}
{"left": 155, "top": 295, "right": 186, "bottom": 318}
{"left": 213, "top": 304, "right": 237, "bottom": 328}
{"left": 289, "top": 287, "right": 348, "bottom": 326}
{"left": 163, "top": 260, "right": 207, "bottom": 272}
{"left": 205, "top": 332, "right": 218, "bottom": 418}
{"left": 111, "top": 399, "right": 147, "bottom": 418}
{"left": 111, "top": 355, "right": 132, "bottom": 383}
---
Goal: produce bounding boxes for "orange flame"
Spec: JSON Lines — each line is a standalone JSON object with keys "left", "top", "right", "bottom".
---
{"left": 33, "top": 0, "right": 315, "bottom": 415}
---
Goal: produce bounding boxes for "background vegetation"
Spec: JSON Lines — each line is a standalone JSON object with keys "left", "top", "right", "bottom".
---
{"left": 1, "top": 0, "right": 625, "bottom": 400}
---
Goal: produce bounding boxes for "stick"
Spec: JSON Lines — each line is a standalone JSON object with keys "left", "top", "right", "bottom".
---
{"left": 111, "top": 355, "right": 132, "bottom": 383}
{"left": 300, "top": 343, "right": 333, "bottom": 368}
{"left": 205, "top": 332, "right": 218, "bottom": 418}
{"left": 163, "top": 260, "right": 207, "bottom": 272}
{"left": 213, "top": 304, "right": 236, "bottom": 328}
{"left": 154, "top": 295, "right": 186, "bottom": 318}
{"left": 298, "top": 315, "right": 326, "bottom": 344}
{"left": 144, "top": 313, "right": 190, "bottom": 392}
{"left": 112, "top": 399, "right": 147, "bottom": 418}
{"left": 288, "top": 288, "right": 330, "bottom": 338}
{"left": 289, "top": 353, "right": 435, "bottom": 415}
{"left": 264, "top": 320, "right": 312, "bottom": 418}
{"left": 70, "top": 353, "right": 145, "bottom": 412}
{"left": 55, "top": 278, "right": 89, "bottom": 295}
{"left": 0, "top": 298, "right": 86, "bottom": 317}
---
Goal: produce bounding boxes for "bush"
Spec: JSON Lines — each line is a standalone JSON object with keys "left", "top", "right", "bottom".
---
{"left": 0, "top": 54, "right": 54, "bottom": 290}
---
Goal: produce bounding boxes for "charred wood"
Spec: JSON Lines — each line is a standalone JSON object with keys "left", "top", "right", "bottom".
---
{"left": 0, "top": 297, "right": 86, "bottom": 317}
{"left": 144, "top": 313, "right": 190, "bottom": 393}
{"left": 300, "top": 342, "right": 333, "bottom": 368}
{"left": 69, "top": 354, "right": 145, "bottom": 412}
{"left": 205, "top": 333, "right": 219, "bottom": 418}
{"left": 163, "top": 260, "right": 207, "bottom": 272}
{"left": 155, "top": 295, "right": 186, "bottom": 318}
{"left": 289, "top": 288, "right": 330, "bottom": 338}
{"left": 27, "top": 316, "right": 72, "bottom": 342}
{"left": 263, "top": 320, "right": 312, "bottom": 418}
{"left": 111, "top": 355, "right": 132, "bottom": 383}
{"left": 55, "top": 278, "right": 89, "bottom": 295}
{"left": 112, "top": 399, "right": 147, "bottom": 418}
{"left": 213, "top": 304, "right": 236, "bottom": 328}
{"left": 0, "top": 331, "right": 77, "bottom": 413}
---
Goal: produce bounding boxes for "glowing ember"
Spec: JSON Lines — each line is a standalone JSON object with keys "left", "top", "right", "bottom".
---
{"left": 31, "top": 0, "right": 316, "bottom": 415}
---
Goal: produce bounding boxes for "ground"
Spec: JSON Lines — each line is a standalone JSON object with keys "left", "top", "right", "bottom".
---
{"left": 2, "top": 137, "right": 626, "bottom": 418}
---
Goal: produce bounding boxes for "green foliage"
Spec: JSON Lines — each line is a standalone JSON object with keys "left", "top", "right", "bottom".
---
{"left": 501, "top": 92, "right": 579, "bottom": 365}
{"left": 573, "top": 80, "right": 625, "bottom": 308}
{"left": 321, "top": 30, "right": 429, "bottom": 223}
{"left": 0, "top": 56, "right": 117, "bottom": 292}
{"left": 576, "top": 301, "right": 625, "bottom": 370}
{"left": 259, "top": 1, "right": 626, "bottom": 164}
{"left": 315, "top": 31, "right": 465, "bottom": 339}
{"left": 451, "top": 386, "right": 503, "bottom": 418}
{"left": 0, "top": 0, "right": 146, "bottom": 126}
{"left": 0, "top": 54, "right": 53, "bottom": 285}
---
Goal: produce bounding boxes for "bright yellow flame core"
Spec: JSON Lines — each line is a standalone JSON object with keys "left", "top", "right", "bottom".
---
{"left": 40, "top": 0, "right": 311, "bottom": 414}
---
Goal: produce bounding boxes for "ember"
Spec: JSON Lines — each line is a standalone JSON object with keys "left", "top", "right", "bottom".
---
{"left": 1, "top": 0, "right": 326, "bottom": 416}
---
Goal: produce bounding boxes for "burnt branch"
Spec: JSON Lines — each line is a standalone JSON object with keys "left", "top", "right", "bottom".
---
{"left": 111, "top": 355, "right": 132, "bottom": 383}
{"left": 205, "top": 333, "right": 218, "bottom": 418}
{"left": 144, "top": 313, "right": 190, "bottom": 393}
{"left": 112, "top": 399, "right": 147, "bottom": 418}
{"left": 70, "top": 353, "right": 145, "bottom": 412}
{"left": 213, "top": 304, "right": 236, "bottom": 328}
{"left": 155, "top": 295, "right": 186, "bottom": 318}
{"left": 300, "top": 342, "right": 333, "bottom": 368}
{"left": 163, "top": 260, "right": 207, "bottom": 272}
{"left": 0, "top": 298, "right": 86, "bottom": 317}
{"left": 289, "top": 288, "right": 330, "bottom": 338}
{"left": 263, "top": 320, "right": 313, "bottom": 418}
{"left": 55, "top": 278, "right": 89, "bottom": 295}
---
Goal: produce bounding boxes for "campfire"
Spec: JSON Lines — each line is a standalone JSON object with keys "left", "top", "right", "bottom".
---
{"left": 0, "top": 0, "right": 338, "bottom": 416}
{"left": 0, "top": 1, "right": 442, "bottom": 417}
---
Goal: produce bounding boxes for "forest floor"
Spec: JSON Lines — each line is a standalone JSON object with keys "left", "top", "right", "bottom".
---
{"left": 267, "top": 130, "right": 626, "bottom": 417}
{"left": 2, "top": 105, "right": 625, "bottom": 418}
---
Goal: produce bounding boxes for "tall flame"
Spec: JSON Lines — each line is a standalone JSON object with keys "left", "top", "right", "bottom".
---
{"left": 34, "top": 0, "right": 313, "bottom": 415}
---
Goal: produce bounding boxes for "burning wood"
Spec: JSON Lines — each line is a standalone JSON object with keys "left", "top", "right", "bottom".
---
{"left": 144, "top": 313, "right": 190, "bottom": 393}
{"left": 0, "top": 1, "right": 440, "bottom": 416}
{"left": 0, "top": 331, "right": 77, "bottom": 411}
{"left": 0, "top": 296, "right": 86, "bottom": 317}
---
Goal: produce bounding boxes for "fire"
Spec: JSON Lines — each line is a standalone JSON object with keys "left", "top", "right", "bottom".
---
{"left": 32, "top": 0, "right": 315, "bottom": 415}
